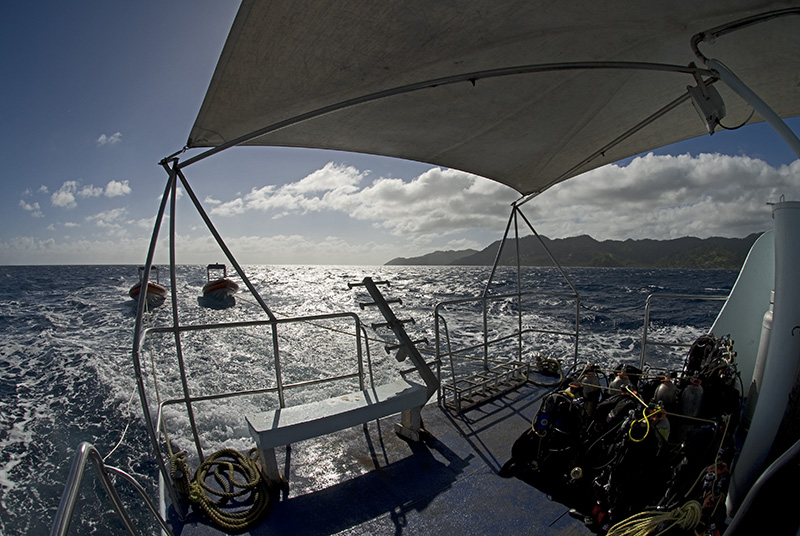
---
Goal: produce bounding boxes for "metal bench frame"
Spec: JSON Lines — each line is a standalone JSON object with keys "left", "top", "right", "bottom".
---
{"left": 246, "top": 379, "right": 429, "bottom": 482}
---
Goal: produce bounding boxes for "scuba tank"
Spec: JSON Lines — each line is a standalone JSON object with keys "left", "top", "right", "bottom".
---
{"left": 609, "top": 363, "right": 641, "bottom": 392}
{"left": 533, "top": 381, "right": 584, "bottom": 437}
{"left": 680, "top": 377, "right": 704, "bottom": 418}
{"left": 579, "top": 365, "right": 602, "bottom": 417}
{"left": 744, "top": 291, "right": 773, "bottom": 429}
{"left": 506, "top": 380, "right": 586, "bottom": 477}
{"left": 610, "top": 371, "right": 632, "bottom": 392}
{"left": 652, "top": 372, "right": 678, "bottom": 410}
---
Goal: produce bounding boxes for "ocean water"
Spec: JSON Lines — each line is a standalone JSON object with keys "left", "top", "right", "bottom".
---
{"left": 0, "top": 264, "right": 737, "bottom": 535}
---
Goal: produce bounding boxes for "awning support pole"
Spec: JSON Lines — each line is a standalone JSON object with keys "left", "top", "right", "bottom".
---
{"left": 706, "top": 58, "right": 800, "bottom": 160}
{"left": 130, "top": 167, "right": 186, "bottom": 520}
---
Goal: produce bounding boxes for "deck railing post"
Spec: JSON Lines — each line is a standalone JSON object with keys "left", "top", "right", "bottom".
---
{"left": 167, "top": 163, "right": 204, "bottom": 460}
{"left": 133, "top": 162, "right": 185, "bottom": 519}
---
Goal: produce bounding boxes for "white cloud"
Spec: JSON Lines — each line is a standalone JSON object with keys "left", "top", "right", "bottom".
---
{"left": 212, "top": 163, "right": 364, "bottom": 217}
{"left": 51, "top": 181, "right": 78, "bottom": 208}
{"left": 96, "top": 132, "right": 122, "bottom": 146}
{"left": 210, "top": 162, "right": 517, "bottom": 237}
{"left": 353, "top": 168, "right": 515, "bottom": 235}
{"left": 19, "top": 199, "right": 43, "bottom": 217}
{"left": 74, "top": 180, "right": 131, "bottom": 198}
{"left": 105, "top": 180, "right": 131, "bottom": 197}
{"left": 10, "top": 153, "right": 798, "bottom": 266}
{"left": 210, "top": 197, "right": 246, "bottom": 217}
{"left": 86, "top": 207, "right": 128, "bottom": 225}
{"left": 193, "top": 153, "right": 799, "bottom": 264}
{"left": 79, "top": 185, "right": 104, "bottom": 198}
{"left": 526, "top": 153, "right": 800, "bottom": 240}
{"left": 135, "top": 217, "right": 156, "bottom": 230}
{"left": 48, "top": 179, "right": 132, "bottom": 210}
{"left": 38, "top": 185, "right": 49, "bottom": 194}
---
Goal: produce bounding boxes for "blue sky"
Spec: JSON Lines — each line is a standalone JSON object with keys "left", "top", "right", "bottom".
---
{"left": 2, "top": 2, "right": 799, "bottom": 266}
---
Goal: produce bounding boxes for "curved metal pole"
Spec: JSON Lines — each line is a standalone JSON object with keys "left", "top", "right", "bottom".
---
{"left": 726, "top": 437, "right": 800, "bottom": 534}
{"left": 706, "top": 58, "right": 800, "bottom": 160}
{"left": 51, "top": 442, "right": 174, "bottom": 536}
{"left": 482, "top": 208, "right": 515, "bottom": 297}
{"left": 513, "top": 208, "right": 523, "bottom": 361}
{"left": 167, "top": 165, "right": 204, "bottom": 460}
{"left": 515, "top": 208, "right": 581, "bottom": 364}
{"left": 104, "top": 466, "right": 175, "bottom": 536}
{"left": 175, "top": 61, "right": 712, "bottom": 170}
{"left": 691, "top": 8, "right": 800, "bottom": 62}
{"left": 130, "top": 169, "right": 185, "bottom": 518}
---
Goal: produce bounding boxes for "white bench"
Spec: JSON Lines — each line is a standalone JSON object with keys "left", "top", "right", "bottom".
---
{"left": 246, "top": 379, "right": 429, "bottom": 483}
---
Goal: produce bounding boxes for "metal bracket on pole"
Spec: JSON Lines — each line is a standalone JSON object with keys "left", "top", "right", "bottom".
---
{"left": 706, "top": 58, "right": 800, "bottom": 159}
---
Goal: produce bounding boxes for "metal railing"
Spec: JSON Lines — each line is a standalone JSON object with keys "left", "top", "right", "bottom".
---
{"left": 434, "top": 289, "right": 579, "bottom": 409}
{"left": 50, "top": 442, "right": 173, "bottom": 536}
{"left": 638, "top": 292, "right": 728, "bottom": 369}
{"left": 135, "top": 310, "right": 368, "bottom": 519}
{"left": 431, "top": 203, "right": 582, "bottom": 411}
{"left": 435, "top": 290, "right": 580, "bottom": 366}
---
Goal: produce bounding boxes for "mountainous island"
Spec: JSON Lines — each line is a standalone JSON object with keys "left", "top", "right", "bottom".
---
{"left": 386, "top": 233, "right": 763, "bottom": 269}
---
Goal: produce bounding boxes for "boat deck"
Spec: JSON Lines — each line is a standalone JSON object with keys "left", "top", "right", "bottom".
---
{"left": 166, "top": 381, "right": 591, "bottom": 535}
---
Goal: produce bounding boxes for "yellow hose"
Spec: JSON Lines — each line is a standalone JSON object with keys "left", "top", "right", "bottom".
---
{"left": 606, "top": 500, "right": 702, "bottom": 536}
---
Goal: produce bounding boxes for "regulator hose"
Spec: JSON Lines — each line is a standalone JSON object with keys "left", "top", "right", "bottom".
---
{"left": 606, "top": 500, "right": 702, "bottom": 536}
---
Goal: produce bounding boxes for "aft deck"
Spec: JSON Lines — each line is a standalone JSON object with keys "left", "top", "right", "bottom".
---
{"left": 167, "top": 381, "right": 590, "bottom": 535}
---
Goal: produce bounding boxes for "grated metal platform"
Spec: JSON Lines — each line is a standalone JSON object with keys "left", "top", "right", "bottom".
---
{"left": 442, "top": 361, "right": 531, "bottom": 412}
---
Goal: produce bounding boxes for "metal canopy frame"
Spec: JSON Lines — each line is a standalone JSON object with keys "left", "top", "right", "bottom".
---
{"left": 170, "top": 60, "right": 717, "bottom": 184}
{"left": 433, "top": 203, "right": 582, "bottom": 412}
{"left": 130, "top": 6, "right": 800, "bottom": 522}
{"left": 130, "top": 163, "right": 374, "bottom": 519}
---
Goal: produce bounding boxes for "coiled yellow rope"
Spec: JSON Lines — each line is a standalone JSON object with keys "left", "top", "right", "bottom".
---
{"left": 171, "top": 448, "right": 271, "bottom": 532}
{"left": 606, "top": 500, "right": 702, "bottom": 536}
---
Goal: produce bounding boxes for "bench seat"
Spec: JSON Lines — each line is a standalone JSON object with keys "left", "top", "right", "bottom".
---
{"left": 246, "top": 379, "right": 429, "bottom": 482}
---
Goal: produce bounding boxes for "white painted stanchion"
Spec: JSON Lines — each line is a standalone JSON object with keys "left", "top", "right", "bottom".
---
{"left": 729, "top": 201, "right": 800, "bottom": 513}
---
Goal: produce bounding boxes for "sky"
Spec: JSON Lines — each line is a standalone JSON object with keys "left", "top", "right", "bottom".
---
{"left": 2, "top": 2, "right": 799, "bottom": 266}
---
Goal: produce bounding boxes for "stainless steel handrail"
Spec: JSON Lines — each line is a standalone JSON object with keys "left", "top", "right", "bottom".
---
{"left": 138, "top": 309, "right": 366, "bottom": 518}
{"left": 638, "top": 292, "right": 728, "bottom": 369}
{"left": 434, "top": 288, "right": 580, "bottom": 408}
{"left": 141, "top": 311, "right": 365, "bottom": 403}
{"left": 434, "top": 289, "right": 580, "bottom": 368}
{"left": 51, "top": 442, "right": 174, "bottom": 536}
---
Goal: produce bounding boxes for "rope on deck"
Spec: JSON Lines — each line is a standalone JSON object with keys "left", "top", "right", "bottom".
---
{"left": 171, "top": 448, "right": 271, "bottom": 532}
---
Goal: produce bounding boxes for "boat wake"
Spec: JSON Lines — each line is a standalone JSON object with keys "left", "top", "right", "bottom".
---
{"left": 0, "top": 264, "right": 734, "bottom": 535}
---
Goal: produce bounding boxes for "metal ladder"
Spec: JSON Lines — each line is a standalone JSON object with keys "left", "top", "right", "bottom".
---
{"left": 349, "top": 277, "right": 439, "bottom": 400}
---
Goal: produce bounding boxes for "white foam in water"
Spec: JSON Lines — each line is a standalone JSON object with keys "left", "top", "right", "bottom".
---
{"left": 0, "top": 265, "right": 736, "bottom": 534}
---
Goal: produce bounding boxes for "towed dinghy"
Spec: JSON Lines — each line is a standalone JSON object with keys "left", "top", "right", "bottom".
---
{"left": 128, "top": 266, "right": 167, "bottom": 307}
{"left": 198, "top": 263, "right": 238, "bottom": 309}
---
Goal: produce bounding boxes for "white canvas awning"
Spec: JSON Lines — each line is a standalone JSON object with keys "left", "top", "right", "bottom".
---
{"left": 187, "top": 1, "right": 800, "bottom": 196}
